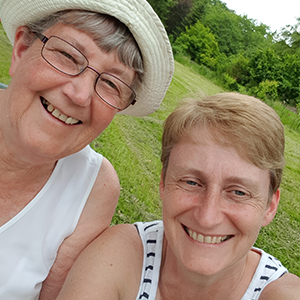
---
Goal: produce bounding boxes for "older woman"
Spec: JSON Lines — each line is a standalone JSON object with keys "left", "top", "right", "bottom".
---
{"left": 56, "top": 93, "right": 300, "bottom": 300}
{"left": 0, "top": 0, "right": 173, "bottom": 299}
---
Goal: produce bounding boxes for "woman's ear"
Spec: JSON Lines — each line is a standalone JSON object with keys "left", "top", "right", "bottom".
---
{"left": 9, "top": 26, "right": 32, "bottom": 76}
{"left": 262, "top": 189, "right": 280, "bottom": 227}
{"left": 159, "top": 170, "right": 165, "bottom": 194}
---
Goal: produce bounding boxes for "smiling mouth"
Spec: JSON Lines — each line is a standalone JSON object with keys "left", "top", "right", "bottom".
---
{"left": 184, "top": 226, "right": 233, "bottom": 244}
{"left": 41, "top": 97, "right": 82, "bottom": 125}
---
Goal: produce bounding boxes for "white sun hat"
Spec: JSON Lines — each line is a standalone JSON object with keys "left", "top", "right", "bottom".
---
{"left": 0, "top": 0, "right": 174, "bottom": 117}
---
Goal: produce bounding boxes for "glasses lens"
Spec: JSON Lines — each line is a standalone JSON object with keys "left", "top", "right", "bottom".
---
{"left": 95, "top": 73, "right": 135, "bottom": 110}
{"left": 42, "top": 36, "right": 88, "bottom": 76}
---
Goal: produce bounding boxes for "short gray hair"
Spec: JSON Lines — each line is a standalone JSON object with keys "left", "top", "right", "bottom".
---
{"left": 25, "top": 10, "right": 144, "bottom": 86}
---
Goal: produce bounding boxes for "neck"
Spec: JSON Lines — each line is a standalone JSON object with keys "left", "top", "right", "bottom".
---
{"left": 158, "top": 240, "right": 260, "bottom": 300}
{"left": 0, "top": 136, "right": 57, "bottom": 227}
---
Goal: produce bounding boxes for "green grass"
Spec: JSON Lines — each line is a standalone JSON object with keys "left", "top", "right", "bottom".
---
{"left": 1, "top": 25, "right": 300, "bottom": 276}
{"left": 0, "top": 22, "right": 12, "bottom": 84}
{"left": 255, "top": 127, "right": 300, "bottom": 275}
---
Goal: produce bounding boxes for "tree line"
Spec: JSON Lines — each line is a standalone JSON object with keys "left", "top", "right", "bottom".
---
{"left": 148, "top": 0, "right": 300, "bottom": 107}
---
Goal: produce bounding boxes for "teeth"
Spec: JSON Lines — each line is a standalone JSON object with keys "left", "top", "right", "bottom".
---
{"left": 58, "top": 114, "right": 68, "bottom": 122}
{"left": 205, "top": 236, "right": 212, "bottom": 244}
{"left": 52, "top": 109, "right": 60, "bottom": 118}
{"left": 42, "top": 97, "right": 80, "bottom": 125}
{"left": 197, "top": 234, "right": 204, "bottom": 243}
{"left": 187, "top": 228, "right": 231, "bottom": 244}
{"left": 47, "top": 104, "right": 54, "bottom": 113}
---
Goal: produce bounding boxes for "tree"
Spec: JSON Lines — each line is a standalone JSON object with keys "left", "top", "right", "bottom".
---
{"left": 222, "top": 53, "right": 251, "bottom": 86}
{"left": 274, "top": 18, "right": 300, "bottom": 55}
{"left": 175, "top": 20, "right": 220, "bottom": 69}
{"left": 165, "top": 0, "right": 193, "bottom": 38}
{"left": 187, "top": 0, "right": 211, "bottom": 25}
{"left": 248, "top": 48, "right": 282, "bottom": 86}
{"left": 199, "top": 1, "right": 273, "bottom": 57}
{"left": 278, "top": 53, "right": 300, "bottom": 104}
{"left": 146, "top": 0, "right": 176, "bottom": 26}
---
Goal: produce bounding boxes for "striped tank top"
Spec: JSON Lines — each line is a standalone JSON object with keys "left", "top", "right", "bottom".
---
{"left": 134, "top": 221, "right": 288, "bottom": 300}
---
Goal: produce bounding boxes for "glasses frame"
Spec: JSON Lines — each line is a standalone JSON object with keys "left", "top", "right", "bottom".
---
{"left": 35, "top": 32, "right": 136, "bottom": 110}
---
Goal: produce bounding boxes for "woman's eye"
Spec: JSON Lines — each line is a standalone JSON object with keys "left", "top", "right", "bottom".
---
{"left": 233, "top": 190, "right": 246, "bottom": 196}
{"left": 56, "top": 50, "right": 77, "bottom": 63}
{"left": 186, "top": 180, "right": 197, "bottom": 186}
{"left": 61, "top": 51, "right": 73, "bottom": 60}
{"left": 225, "top": 188, "right": 251, "bottom": 202}
{"left": 105, "top": 79, "right": 118, "bottom": 90}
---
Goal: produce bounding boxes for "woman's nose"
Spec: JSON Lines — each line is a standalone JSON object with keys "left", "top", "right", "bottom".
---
{"left": 63, "top": 71, "right": 96, "bottom": 107}
{"left": 193, "top": 190, "right": 224, "bottom": 227}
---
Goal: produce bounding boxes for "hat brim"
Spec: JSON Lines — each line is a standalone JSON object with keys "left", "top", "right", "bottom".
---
{"left": 0, "top": 0, "right": 174, "bottom": 116}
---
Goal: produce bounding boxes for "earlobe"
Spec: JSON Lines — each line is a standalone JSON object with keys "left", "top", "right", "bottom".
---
{"left": 9, "top": 26, "right": 32, "bottom": 76}
{"left": 262, "top": 189, "right": 280, "bottom": 227}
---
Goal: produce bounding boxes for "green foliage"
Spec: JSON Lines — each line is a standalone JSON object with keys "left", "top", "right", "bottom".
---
{"left": 222, "top": 73, "right": 238, "bottom": 91}
{"left": 146, "top": 0, "right": 176, "bottom": 26}
{"left": 220, "top": 53, "right": 251, "bottom": 86}
{"left": 147, "top": 0, "right": 300, "bottom": 110}
{"left": 248, "top": 48, "right": 282, "bottom": 86}
{"left": 175, "top": 20, "right": 220, "bottom": 69}
{"left": 164, "top": 0, "right": 193, "bottom": 38}
{"left": 254, "top": 80, "right": 279, "bottom": 102}
{"left": 187, "top": 0, "right": 211, "bottom": 22}
{"left": 278, "top": 53, "right": 300, "bottom": 104}
{"left": 274, "top": 102, "right": 300, "bottom": 133}
{"left": 0, "top": 22, "right": 12, "bottom": 84}
{"left": 148, "top": 0, "right": 299, "bottom": 110}
{"left": 274, "top": 18, "right": 300, "bottom": 55}
{"left": 200, "top": 2, "right": 272, "bottom": 57}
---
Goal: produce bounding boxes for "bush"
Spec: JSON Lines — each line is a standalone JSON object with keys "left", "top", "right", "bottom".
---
{"left": 223, "top": 73, "right": 239, "bottom": 91}
{"left": 254, "top": 80, "right": 279, "bottom": 102}
{"left": 174, "top": 21, "right": 220, "bottom": 69}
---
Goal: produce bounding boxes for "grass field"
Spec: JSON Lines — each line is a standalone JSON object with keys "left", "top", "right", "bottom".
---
{"left": 0, "top": 23, "right": 12, "bottom": 84}
{"left": 1, "top": 23, "right": 300, "bottom": 276}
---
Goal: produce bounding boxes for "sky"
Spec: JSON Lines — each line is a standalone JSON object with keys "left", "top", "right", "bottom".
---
{"left": 223, "top": 0, "right": 300, "bottom": 33}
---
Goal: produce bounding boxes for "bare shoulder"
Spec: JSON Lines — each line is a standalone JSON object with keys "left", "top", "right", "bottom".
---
{"left": 57, "top": 224, "right": 144, "bottom": 300}
{"left": 260, "top": 273, "right": 300, "bottom": 300}
{"left": 66, "top": 156, "right": 120, "bottom": 238}
{"left": 39, "top": 157, "right": 120, "bottom": 299}
{"left": 80, "top": 156, "right": 120, "bottom": 231}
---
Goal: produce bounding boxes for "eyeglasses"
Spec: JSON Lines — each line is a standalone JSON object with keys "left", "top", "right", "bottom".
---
{"left": 35, "top": 33, "right": 136, "bottom": 110}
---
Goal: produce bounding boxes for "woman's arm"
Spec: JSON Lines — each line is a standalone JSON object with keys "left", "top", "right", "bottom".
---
{"left": 56, "top": 224, "right": 144, "bottom": 300}
{"left": 259, "top": 273, "right": 300, "bottom": 300}
{"left": 40, "top": 158, "right": 120, "bottom": 300}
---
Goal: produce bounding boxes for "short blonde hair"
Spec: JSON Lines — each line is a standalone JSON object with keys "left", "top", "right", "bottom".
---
{"left": 161, "top": 93, "right": 285, "bottom": 200}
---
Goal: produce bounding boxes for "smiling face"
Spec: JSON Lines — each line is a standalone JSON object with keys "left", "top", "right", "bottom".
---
{"left": 2, "top": 22, "right": 135, "bottom": 163}
{"left": 160, "top": 129, "right": 280, "bottom": 277}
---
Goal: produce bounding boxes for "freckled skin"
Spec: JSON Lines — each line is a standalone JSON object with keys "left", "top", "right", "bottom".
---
{"left": 160, "top": 130, "right": 278, "bottom": 278}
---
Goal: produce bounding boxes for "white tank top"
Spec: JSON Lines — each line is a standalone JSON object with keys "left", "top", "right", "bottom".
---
{"left": 0, "top": 145, "right": 102, "bottom": 300}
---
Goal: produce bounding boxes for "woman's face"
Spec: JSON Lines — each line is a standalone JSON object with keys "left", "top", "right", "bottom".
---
{"left": 3, "top": 22, "right": 135, "bottom": 163}
{"left": 160, "top": 129, "right": 279, "bottom": 277}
